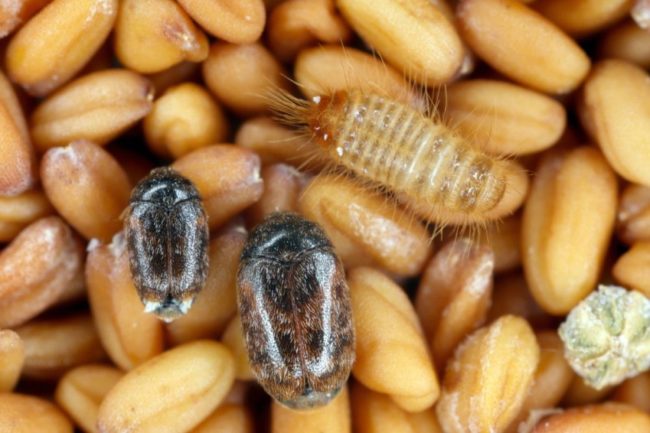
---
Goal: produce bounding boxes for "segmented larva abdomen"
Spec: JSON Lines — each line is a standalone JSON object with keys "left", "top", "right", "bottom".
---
{"left": 313, "top": 90, "right": 506, "bottom": 214}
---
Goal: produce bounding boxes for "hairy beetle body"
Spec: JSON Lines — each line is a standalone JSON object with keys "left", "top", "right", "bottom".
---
{"left": 125, "top": 167, "right": 209, "bottom": 322}
{"left": 237, "top": 212, "right": 355, "bottom": 409}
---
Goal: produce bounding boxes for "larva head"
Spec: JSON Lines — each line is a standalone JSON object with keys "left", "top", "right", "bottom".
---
{"left": 306, "top": 91, "right": 348, "bottom": 150}
{"left": 265, "top": 88, "right": 348, "bottom": 153}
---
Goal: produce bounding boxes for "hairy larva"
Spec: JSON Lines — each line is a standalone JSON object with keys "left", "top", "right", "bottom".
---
{"left": 267, "top": 88, "right": 526, "bottom": 228}
{"left": 124, "top": 167, "right": 209, "bottom": 322}
{"left": 237, "top": 212, "right": 355, "bottom": 410}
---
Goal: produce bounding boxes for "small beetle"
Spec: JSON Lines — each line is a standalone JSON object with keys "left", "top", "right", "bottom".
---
{"left": 124, "top": 167, "right": 209, "bottom": 322}
{"left": 237, "top": 212, "right": 355, "bottom": 409}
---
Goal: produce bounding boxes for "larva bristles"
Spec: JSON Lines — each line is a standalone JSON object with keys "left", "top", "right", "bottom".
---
{"left": 265, "top": 87, "right": 313, "bottom": 132}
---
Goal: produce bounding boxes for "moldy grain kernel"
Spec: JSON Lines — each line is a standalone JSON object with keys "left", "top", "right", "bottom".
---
{"left": 237, "top": 212, "right": 355, "bottom": 410}
{"left": 125, "top": 166, "right": 209, "bottom": 322}
{"left": 558, "top": 285, "right": 650, "bottom": 389}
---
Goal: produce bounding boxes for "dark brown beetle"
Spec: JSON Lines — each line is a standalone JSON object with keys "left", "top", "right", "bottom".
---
{"left": 124, "top": 167, "right": 209, "bottom": 322}
{"left": 237, "top": 212, "right": 355, "bottom": 409}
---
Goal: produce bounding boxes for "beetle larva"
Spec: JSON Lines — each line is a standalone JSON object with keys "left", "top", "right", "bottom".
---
{"left": 124, "top": 166, "right": 209, "bottom": 322}
{"left": 237, "top": 212, "right": 355, "bottom": 409}
{"left": 268, "top": 88, "right": 522, "bottom": 226}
